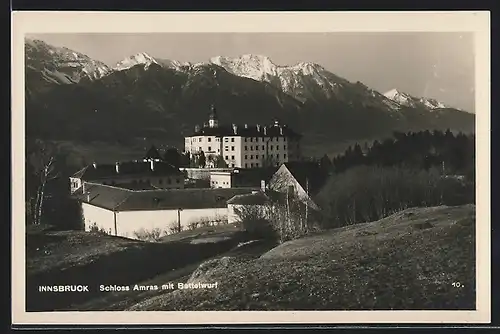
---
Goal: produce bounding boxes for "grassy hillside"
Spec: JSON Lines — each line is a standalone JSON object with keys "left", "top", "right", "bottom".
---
{"left": 128, "top": 205, "right": 476, "bottom": 311}
{"left": 25, "top": 225, "right": 253, "bottom": 311}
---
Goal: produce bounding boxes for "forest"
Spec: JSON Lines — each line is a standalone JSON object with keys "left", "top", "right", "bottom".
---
{"left": 315, "top": 129, "right": 475, "bottom": 229}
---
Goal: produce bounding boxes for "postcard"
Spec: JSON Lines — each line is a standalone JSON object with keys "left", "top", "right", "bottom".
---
{"left": 11, "top": 10, "right": 491, "bottom": 325}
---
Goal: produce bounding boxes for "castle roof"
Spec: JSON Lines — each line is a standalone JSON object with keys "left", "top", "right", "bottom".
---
{"left": 188, "top": 123, "right": 301, "bottom": 138}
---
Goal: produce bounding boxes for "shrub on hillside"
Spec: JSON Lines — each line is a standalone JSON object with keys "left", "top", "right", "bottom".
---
{"left": 89, "top": 222, "right": 107, "bottom": 235}
{"left": 133, "top": 227, "right": 162, "bottom": 242}
{"left": 234, "top": 205, "right": 277, "bottom": 241}
{"left": 316, "top": 165, "right": 475, "bottom": 229}
{"left": 235, "top": 198, "right": 319, "bottom": 243}
{"left": 166, "top": 221, "right": 183, "bottom": 235}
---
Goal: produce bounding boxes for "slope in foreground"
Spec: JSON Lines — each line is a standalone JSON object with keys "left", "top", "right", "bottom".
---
{"left": 129, "top": 204, "right": 476, "bottom": 311}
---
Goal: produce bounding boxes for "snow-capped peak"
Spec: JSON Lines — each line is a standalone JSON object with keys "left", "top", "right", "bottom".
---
{"left": 419, "top": 97, "right": 448, "bottom": 109}
{"left": 25, "top": 37, "right": 112, "bottom": 82}
{"left": 384, "top": 89, "right": 412, "bottom": 102}
{"left": 114, "top": 52, "right": 158, "bottom": 71}
{"left": 384, "top": 88, "right": 450, "bottom": 111}
{"left": 209, "top": 54, "right": 279, "bottom": 79}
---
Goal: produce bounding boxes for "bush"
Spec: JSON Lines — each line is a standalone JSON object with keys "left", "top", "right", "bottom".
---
{"left": 167, "top": 221, "right": 183, "bottom": 235}
{"left": 234, "top": 205, "right": 276, "bottom": 241}
{"left": 234, "top": 197, "right": 319, "bottom": 243}
{"left": 186, "top": 214, "right": 228, "bottom": 230}
{"left": 187, "top": 222, "right": 199, "bottom": 231}
{"left": 89, "top": 222, "right": 107, "bottom": 235}
{"left": 133, "top": 227, "right": 162, "bottom": 242}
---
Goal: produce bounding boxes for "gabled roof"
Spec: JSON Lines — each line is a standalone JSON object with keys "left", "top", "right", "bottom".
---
{"left": 75, "top": 183, "right": 259, "bottom": 211}
{"left": 268, "top": 162, "right": 330, "bottom": 198}
{"left": 282, "top": 161, "right": 330, "bottom": 196}
{"left": 71, "top": 166, "right": 88, "bottom": 179}
{"left": 71, "top": 161, "right": 183, "bottom": 180}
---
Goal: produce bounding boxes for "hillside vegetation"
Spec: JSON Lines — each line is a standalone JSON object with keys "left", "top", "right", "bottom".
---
{"left": 128, "top": 204, "right": 475, "bottom": 311}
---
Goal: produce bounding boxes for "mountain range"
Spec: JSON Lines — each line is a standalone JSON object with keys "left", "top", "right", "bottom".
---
{"left": 24, "top": 38, "right": 475, "bottom": 156}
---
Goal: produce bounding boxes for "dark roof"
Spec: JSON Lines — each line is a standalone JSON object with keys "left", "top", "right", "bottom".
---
{"left": 189, "top": 123, "right": 301, "bottom": 138}
{"left": 227, "top": 191, "right": 270, "bottom": 205}
{"left": 277, "top": 161, "right": 330, "bottom": 196}
{"left": 72, "top": 161, "right": 183, "bottom": 180}
{"left": 233, "top": 166, "right": 279, "bottom": 187}
{"left": 75, "top": 183, "right": 259, "bottom": 211}
{"left": 73, "top": 183, "right": 131, "bottom": 211}
{"left": 112, "top": 182, "right": 159, "bottom": 191}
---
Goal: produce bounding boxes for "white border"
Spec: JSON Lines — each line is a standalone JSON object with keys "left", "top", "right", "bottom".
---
{"left": 11, "top": 11, "right": 491, "bottom": 325}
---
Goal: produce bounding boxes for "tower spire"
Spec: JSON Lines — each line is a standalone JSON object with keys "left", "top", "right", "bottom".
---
{"left": 208, "top": 104, "right": 219, "bottom": 128}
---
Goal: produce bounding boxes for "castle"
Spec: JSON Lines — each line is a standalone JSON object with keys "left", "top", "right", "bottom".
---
{"left": 184, "top": 106, "right": 302, "bottom": 169}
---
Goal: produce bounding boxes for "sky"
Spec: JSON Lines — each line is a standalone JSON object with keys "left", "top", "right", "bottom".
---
{"left": 28, "top": 32, "right": 475, "bottom": 112}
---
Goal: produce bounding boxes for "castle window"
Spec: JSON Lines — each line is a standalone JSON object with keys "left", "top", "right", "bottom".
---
{"left": 245, "top": 163, "right": 248, "bottom": 168}
{"left": 250, "top": 163, "right": 254, "bottom": 167}
{"left": 270, "top": 145, "right": 273, "bottom": 150}
{"left": 225, "top": 146, "right": 229, "bottom": 151}
{"left": 225, "top": 138, "right": 229, "bottom": 142}
{"left": 231, "top": 138, "right": 235, "bottom": 142}
{"left": 276, "top": 154, "right": 279, "bottom": 158}
{"left": 231, "top": 155, "right": 234, "bottom": 159}
{"left": 244, "top": 138, "right": 247, "bottom": 142}
{"left": 231, "top": 146, "right": 235, "bottom": 151}
{"left": 208, "top": 138, "right": 212, "bottom": 142}
{"left": 225, "top": 156, "right": 229, "bottom": 160}
{"left": 245, "top": 155, "right": 248, "bottom": 159}
{"left": 199, "top": 138, "right": 202, "bottom": 142}
{"left": 255, "top": 162, "right": 259, "bottom": 167}
{"left": 262, "top": 145, "right": 265, "bottom": 150}
{"left": 208, "top": 146, "right": 212, "bottom": 151}
{"left": 244, "top": 146, "right": 248, "bottom": 150}
{"left": 231, "top": 164, "right": 235, "bottom": 167}
{"left": 250, "top": 155, "right": 254, "bottom": 159}
{"left": 284, "top": 153, "right": 287, "bottom": 159}
{"left": 284, "top": 145, "right": 287, "bottom": 150}
{"left": 250, "top": 146, "right": 253, "bottom": 150}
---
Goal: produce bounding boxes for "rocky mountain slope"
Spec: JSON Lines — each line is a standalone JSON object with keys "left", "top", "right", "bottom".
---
{"left": 24, "top": 39, "right": 475, "bottom": 155}
{"left": 384, "top": 88, "right": 452, "bottom": 111}
{"left": 25, "top": 38, "right": 111, "bottom": 96}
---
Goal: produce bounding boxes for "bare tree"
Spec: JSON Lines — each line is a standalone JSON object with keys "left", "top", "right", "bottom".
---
{"left": 27, "top": 140, "right": 60, "bottom": 225}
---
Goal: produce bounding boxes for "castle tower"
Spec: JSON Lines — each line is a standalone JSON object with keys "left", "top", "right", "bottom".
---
{"left": 208, "top": 104, "right": 219, "bottom": 128}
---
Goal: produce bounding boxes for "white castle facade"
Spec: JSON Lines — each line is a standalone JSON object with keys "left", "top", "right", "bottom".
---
{"left": 184, "top": 106, "right": 302, "bottom": 169}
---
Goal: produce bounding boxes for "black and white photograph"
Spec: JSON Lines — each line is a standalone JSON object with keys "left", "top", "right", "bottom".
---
{"left": 12, "top": 11, "right": 490, "bottom": 325}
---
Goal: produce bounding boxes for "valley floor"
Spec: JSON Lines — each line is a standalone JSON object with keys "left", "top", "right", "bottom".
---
{"left": 25, "top": 205, "right": 476, "bottom": 311}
